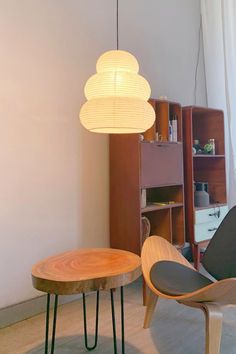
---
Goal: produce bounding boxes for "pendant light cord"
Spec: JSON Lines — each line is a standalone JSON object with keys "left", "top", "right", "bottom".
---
{"left": 116, "top": 0, "right": 119, "bottom": 50}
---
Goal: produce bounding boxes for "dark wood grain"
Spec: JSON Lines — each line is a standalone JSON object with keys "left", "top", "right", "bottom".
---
{"left": 182, "top": 107, "right": 195, "bottom": 245}
{"left": 110, "top": 134, "right": 141, "bottom": 254}
{"left": 143, "top": 209, "right": 172, "bottom": 243}
{"left": 140, "top": 142, "right": 183, "bottom": 188}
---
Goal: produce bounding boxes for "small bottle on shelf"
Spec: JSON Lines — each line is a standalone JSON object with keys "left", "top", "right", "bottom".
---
{"left": 168, "top": 121, "right": 173, "bottom": 142}
{"left": 208, "top": 139, "right": 216, "bottom": 154}
{"left": 141, "top": 189, "right": 147, "bottom": 208}
{"left": 172, "top": 114, "right": 178, "bottom": 142}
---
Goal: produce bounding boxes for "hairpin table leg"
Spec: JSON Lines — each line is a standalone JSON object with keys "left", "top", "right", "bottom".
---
{"left": 51, "top": 295, "right": 58, "bottom": 354}
{"left": 111, "top": 287, "right": 125, "bottom": 354}
{"left": 83, "top": 291, "right": 100, "bottom": 350}
{"left": 120, "top": 286, "right": 125, "bottom": 354}
{"left": 45, "top": 288, "right": 125, "bottom": 354}
{"left": 44, "top": 294, "right": 58, "bottom": 354}
{"left": 45, "top": 294, "right": 50, "bottom": 354}
{"left": 110, "top": 289, "right": 117, "bottom": 354}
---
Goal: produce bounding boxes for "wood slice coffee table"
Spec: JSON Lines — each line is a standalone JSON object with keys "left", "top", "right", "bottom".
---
{"left": 32, "top": 248, "right": 141, "bottom": 354}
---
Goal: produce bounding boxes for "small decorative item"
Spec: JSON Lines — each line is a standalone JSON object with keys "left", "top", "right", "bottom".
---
{"left": 193, "top": 139, "right": 203, "bottom": 154}
{"left": 141, "top": 189, "right": 146, "bottom": 208}
{"left": 171, "top": 114, "right": 178, "bottom": 142}
{"left": 204, "top": 139, "right": 215, "bottom": 154}
{"left": 158, "top": 134, "right": 163, "bottom": 141}
{"left": 141, "top": 216, "right": 151, "bottom": 245}
{"left": 139, "top": 134, "right": 144, "bottom": 141}
{"left": 194, "top": 182, "right": 210, "bottom": 207}
{"left": 168, "top": 121, "right": 173, "bottom": 142}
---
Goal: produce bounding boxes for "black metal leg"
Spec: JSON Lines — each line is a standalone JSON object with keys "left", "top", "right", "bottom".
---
{"left": 51, "top": 295, "right": 58, "bottom": 354}
{"left": 44, "top": 294, "right": 58, "bottom": 354}
{"left": 45, "top": 294, "right": 50, "bottom": 354}
{"left": 110, "top": 289, "right": 117, "bottom": 354}
{"left": 83, "top": 291, "right": 100, "bottom": 350}
{"left": 111, "top": 287, "right": 125, "bottom": 354}
{"left": 120, "top": 287, "right": 125, "bottom": 354}
{"left": 44, "top": 288, "right": 125, "bottom": 354}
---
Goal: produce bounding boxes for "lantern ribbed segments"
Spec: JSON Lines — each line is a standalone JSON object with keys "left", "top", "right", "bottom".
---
{"left": 80, "top": 50, "right": 155, "bottom": 133}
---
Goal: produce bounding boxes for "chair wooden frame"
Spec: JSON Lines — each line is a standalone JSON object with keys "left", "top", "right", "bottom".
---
{"left": 141, "top": 236, "right": 236, "bottom": 354}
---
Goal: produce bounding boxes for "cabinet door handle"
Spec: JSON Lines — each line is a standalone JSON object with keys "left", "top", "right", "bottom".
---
{"left": 209, "top": 210, "right": 221, "bottom": 218}
{"left": 156, "top": 144, "right": 169, "bottom": 148}
{"left": 208, "top": 227, "right": 217, "bottom": 232}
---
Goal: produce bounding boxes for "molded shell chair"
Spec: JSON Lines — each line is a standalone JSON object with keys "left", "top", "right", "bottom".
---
{"left": 141, "top": 206, "right": 236, "bottom": 354}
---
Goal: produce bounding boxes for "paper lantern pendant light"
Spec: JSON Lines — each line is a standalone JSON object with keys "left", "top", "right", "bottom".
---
{"left": 80, "top": 50, "right": 155, "bottom": 133}
{"left": 79, "top": 0, "right": 155, "bottom": 133}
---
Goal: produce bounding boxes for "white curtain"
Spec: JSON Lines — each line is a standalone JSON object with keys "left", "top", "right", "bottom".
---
{"left": 201, "top": 0, "right": 236, "bottom": 206}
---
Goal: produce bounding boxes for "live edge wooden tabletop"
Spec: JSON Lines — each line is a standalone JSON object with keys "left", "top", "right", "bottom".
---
{"left": 32, "top": 248, "right": 142, "bottom": 295}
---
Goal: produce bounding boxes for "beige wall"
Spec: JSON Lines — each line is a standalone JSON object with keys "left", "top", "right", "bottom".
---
{"left": 0, "top": 0, "right": 206, "bottom": 308}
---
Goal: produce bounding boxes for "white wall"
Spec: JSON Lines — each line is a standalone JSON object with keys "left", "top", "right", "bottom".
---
{"left": 0, "top": 0, "right": 206, "bottom": 309}
{"left": 121, "top": 0, "right": 206, "bottom": 105}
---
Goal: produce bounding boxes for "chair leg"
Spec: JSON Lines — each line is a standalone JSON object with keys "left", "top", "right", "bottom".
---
{"left": 203, "top": 303, "right": 223, "bottom": 354}
{"left": 143, "top": 291, "right": 159, "bottom": 329}
{"left": 142, "top": 276, "right": 147, "bottom": 306}
{"left": 181, "top": 301, "right": 223, "bottom": 354}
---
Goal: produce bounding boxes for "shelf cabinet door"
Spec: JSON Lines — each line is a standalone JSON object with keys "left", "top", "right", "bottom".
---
{"left": 140, "top": 143, "right": 183, "bottom": 188}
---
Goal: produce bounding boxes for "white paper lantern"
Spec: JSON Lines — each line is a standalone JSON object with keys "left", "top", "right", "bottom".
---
{"left": 80, "top": 50, "right": 155, "bottom": 133}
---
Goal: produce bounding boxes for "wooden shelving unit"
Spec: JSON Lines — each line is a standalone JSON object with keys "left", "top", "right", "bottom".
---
{"left": 182, "top": 106, "right": 228, "bottom": 269}
{"left": 110, "top": 99, "right": 185, "bottom": 255}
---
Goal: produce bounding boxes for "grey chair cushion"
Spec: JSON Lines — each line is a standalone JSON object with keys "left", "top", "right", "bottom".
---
{"left": 150, "top": 261, "right": 214, "bottom": 296}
